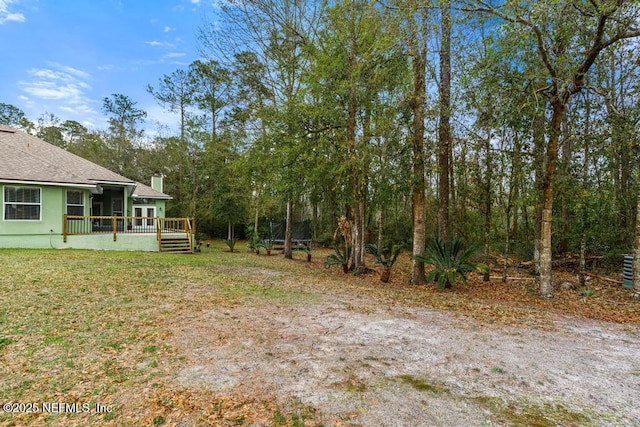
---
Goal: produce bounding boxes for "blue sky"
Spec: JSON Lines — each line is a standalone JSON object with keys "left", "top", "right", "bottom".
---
{"left": 0, "top": 0, "right": 213, "bottom": 134}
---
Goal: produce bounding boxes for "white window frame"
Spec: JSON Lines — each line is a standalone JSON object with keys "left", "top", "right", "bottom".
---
{"left": 66, "top": 190, "right": 85, "bottom": 217}
{"left": 3, "top": 186, "right": 42, "bottom": 221}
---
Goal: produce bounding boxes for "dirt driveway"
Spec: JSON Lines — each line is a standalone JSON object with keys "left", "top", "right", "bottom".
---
{"left": 168, "top": 266, "right": 640, "bottom": 426}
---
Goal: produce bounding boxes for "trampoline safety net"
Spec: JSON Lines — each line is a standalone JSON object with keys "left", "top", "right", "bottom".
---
{"left": 269, "top": 219, "right": 312, "bottom": 244}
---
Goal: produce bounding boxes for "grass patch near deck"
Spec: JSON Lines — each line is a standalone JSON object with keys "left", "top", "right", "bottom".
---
{"left": 0, "top": 243, "right": 320, "bottom": 425}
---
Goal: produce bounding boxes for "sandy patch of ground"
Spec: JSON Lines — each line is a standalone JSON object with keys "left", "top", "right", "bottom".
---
{"left": 168, "top": 269, "right": 640, "bottom": 426}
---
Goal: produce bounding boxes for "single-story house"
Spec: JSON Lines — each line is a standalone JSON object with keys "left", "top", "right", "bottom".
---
{"left": 0, "top": 125, "right": 193, "bottom": 252}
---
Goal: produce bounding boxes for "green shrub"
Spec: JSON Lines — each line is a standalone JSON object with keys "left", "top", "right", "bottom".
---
{"left": 366, "top": 243, "right": 402, "bottom": 283}
{"left": 324, "top": 242, "right": 352, "bottom": 273}
{"left": 412, "top": 238, "right": 488, "bottom": 289}
{"left": 223, "top": 238, "right": 238, "bottom": 252}
{"left": 246, "top": 228, "right": 261, "bottom": 253}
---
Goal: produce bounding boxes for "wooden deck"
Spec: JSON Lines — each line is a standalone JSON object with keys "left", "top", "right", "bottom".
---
{"left": 63, "top": 215, "right": 195, "bottom": 252}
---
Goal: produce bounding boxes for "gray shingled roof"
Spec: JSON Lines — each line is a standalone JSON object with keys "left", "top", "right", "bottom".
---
{"left": 132, "top": 181, "right": 172, "bottom": 199}
{"left": 0, "top": 126, "right": 170, "bottom": 199}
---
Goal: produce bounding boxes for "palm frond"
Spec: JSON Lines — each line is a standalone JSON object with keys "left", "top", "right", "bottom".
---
{"left": 412, "top": 237, "right": 483, "bottom": 289}
{"left": 366, "top": 243, "right": 402, "bottom": 268}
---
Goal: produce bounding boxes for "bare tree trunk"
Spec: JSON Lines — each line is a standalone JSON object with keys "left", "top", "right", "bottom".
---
{"left": 410, "top": 10, "right": 427, "bottom": 285}
{"left": 284, "top": 199, "right": 293, "bottom": 259}
{"left": 357, "top": 201, "right": 367, "bottom": 270}
{"left": 312, "top": 202, "right": 318, "bottom": 241}
{"left": 483, "top": 124, "right": 492, "bottom": 282}
{"left": 634, "top": 188, "right": 640, "bottom": 291}
{"left": 540, "top": 102, "right": 564, "bottom": 298}
{"left": 437, "top": 0, "right": 451, "bottom": 243}
{"left": 579, "top": 95, "right": 591, "bottom": 287}
{"left": 532, "top": 112, "right": 546, "bottom": 274}
{"left": 356, "top": 104, "right": 372, "bottom": 271}
{"left": 346, "top": 6, "right": 366, "bottom": 273}
{"left": 449, "top": 145, "right": 456, "bottom": 222}
{"left": 503, "top": 209, "right": 510, "bottom": 283}
{"left": 509, "top": 131, "right": 522, "bottom": 245}
{"left": 254, "top": 195, "right": 260, "bottom": 236}
{"left": 352, "top": 202, "right": 364, "bottom": 272}
{"left": 619, "top": 139, "right": 631, "bottom": 230}
{"left": 511, "top": 203, "right": 519, "bottom": 240}
{"left": 559, "top": 117, "right": 571, "bottom": 254}
{"left": 377, "top": 208, "right": 385, "bottom": 251}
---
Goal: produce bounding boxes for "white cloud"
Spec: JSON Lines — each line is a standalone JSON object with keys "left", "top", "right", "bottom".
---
{"left": 59, "top": 104, "right": 95, "bottom": 115}
{"left": 14, "top": 64, "right": 107, "bottom": 129}
{"left": 1, "top": 12, "right": 24, "bottom": 23}
{"left": 144, "top": 40, "right": 176, "bottom": 49}
{"left": 21, "top": 67, "right": 91, "bottom": 101}
{"left": 163, "top": 26, "right": 173, "bottom": 33}
{"left": 164, "top": 52, "right": 186, "bottom": 59}
{"left": 173, "top": 0, "right": 202, "bottom": 12}
{"left": 18, "top": 64, "right": 97, "bottom": 118}
{"left": 96, "top": 64, "right": 128, "bottom": 72}
{"left": 0, "top": 0, "right": 25, "bottom": 24}
{"left": 55, "top": 63, "right": 91, "bottom": 80}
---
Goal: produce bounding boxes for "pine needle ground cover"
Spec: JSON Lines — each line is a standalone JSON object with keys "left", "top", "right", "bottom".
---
{"left": 0, "top": 246, "right": 317, "bottom": 426}
{"left": 0, "top": 242, "right": 638, "bottom": 426}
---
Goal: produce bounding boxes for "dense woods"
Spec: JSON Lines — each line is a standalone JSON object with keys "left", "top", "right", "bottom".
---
{"left": 2, "top": 0, "right": 639, "bottom": 296}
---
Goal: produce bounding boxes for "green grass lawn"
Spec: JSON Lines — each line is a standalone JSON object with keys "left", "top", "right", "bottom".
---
{"left": 1, "top": 242, "right": 637, "bottom": 426}
{"left": 0, "top": 243, "right": 320, "bottom": 426}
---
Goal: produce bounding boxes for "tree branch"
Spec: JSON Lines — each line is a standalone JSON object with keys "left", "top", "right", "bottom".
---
{"left": 573, "top": 14, "right": 640, "bottom": 95}
{"left": 464, "top": 1, "right": 558, "bottom": 80}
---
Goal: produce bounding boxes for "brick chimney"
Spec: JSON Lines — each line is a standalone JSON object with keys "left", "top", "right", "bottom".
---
{"left": 151, "top": 171, "right": 163, "bottom": 193}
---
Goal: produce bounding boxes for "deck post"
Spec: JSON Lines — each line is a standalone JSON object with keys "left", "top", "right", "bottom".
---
{"left": 191, "top": 217, "right": 196, "bottom": 251}
{"left": 113, "top": 216, "right": 117, "bottom": 241}
{"left": 63, "top": 214, "right": 68, "bottom": 243}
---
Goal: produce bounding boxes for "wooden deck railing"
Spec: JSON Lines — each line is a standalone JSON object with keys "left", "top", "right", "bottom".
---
{"left": 63, "top": 215, "right": 194, "bottom": 245}
{"left": 156, "top": 217, "right": 195, "bottom": 252}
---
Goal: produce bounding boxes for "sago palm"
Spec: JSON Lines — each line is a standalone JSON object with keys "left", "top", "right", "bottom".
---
{"left": 366, "top": 243, "right": 402, "bottom": 283}
{"left": 324, "top": 241, "right": 352, "bottom": 273}
{"left": 412, "top": 238, "right": 487, "bottom": 289}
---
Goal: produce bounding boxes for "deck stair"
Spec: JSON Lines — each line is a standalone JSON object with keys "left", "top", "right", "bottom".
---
{"left": 160, "top": 236, "right": 192, "bottom": 253}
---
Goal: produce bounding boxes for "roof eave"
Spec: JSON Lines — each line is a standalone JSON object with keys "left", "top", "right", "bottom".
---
{"left": 132, "top": 194, "right": 173, "bottom": 200}
{"left": 0, "top": 179, "right": 96, "bottom": 189}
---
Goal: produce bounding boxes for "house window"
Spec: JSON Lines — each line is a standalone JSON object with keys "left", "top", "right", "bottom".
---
{"left": 3, "top": 186, "right": 41, "bottom": 221}
{"left": 66, "top": 190, "right": 85, "bottom": 216}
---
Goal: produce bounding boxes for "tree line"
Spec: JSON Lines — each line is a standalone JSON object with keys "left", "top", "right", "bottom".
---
{"left": 2, "top": 0, "right": 639, "bottom": 296}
